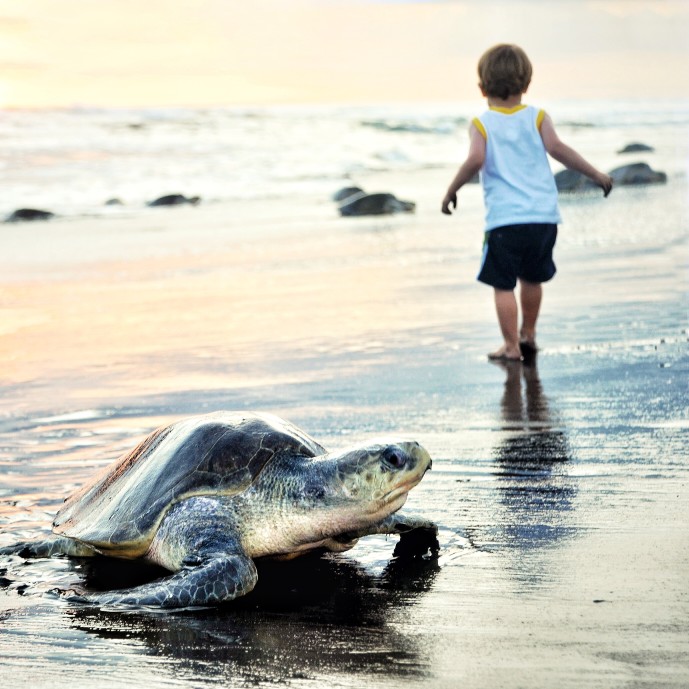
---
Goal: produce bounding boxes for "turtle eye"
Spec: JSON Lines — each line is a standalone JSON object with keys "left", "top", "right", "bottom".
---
{"left": 382, "top": 447, "right": 407, "bottom": 470}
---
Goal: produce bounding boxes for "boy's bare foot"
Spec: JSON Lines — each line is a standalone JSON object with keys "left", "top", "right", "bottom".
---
{"left": 519, "top": 340, "right": 538, "bottom": 365}
{"left": 519, "top": 340, "right": 538, "bottom": 356}
{"left": 487, "top": 346, "right": 522, "bottom": 362}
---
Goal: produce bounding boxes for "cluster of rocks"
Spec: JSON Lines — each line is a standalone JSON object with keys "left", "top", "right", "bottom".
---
{"left": 333, "top": 187, "right": 416, "bottom": 217}
{"left": 4, "top": 194, "right": 201, "bottom": 223}
{"left": 555, "top": 142, "right": 666, "bottom": 193}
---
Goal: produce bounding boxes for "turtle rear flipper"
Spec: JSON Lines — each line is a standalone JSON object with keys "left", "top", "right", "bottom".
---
{"left": 68, "top": 550, "right": 258, "bottom": 609}
{"left": 1, "top": 536, "right": 96, "bottom": 559}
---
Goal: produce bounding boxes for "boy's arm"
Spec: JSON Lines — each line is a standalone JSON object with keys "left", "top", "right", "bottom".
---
{"left": 540, "top": 114, "right": 613, "bottom": 197}
{"left": 442, "top": 124, "right": 486, "bottom": 215}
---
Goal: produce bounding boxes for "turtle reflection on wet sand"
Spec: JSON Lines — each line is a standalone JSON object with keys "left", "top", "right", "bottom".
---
{"left": 1, "top": 411, "right": 437, "bottom": 609}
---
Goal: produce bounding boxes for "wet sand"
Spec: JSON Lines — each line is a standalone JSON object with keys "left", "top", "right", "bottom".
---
{"left": 0, "top": 168, "right": 688, "bottom": 688}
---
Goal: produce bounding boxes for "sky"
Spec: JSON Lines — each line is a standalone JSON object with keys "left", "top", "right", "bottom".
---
{"left": 0, "top": 0, "right": 688, "bottom": 108}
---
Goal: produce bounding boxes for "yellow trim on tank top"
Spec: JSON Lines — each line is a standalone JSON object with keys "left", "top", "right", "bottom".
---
{"left": 474, "top": 107, "right": 546, "bottom": 139}
{"left": 488, "top": 104, "right": 527, "bottom": 115}
{"left": 472, "top": 117, "right": 487, "bottom": 140}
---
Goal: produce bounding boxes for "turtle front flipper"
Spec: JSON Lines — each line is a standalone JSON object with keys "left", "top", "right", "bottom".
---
{"left": 329, "top": 513, "right": 438, "bottom": 558}
{"left": 379, "top": 514, "right": 439, "bottom": 558}
{"left": 69, "top": 550, "right": 258, "bottom": 609}
{"left": 66, "top": 496, "right": 261, "bottom": 609}
{"left": 334, "top": 513, "right": 437, "bottom": 541}
{"left": 375, "top": 513, "right": 437, "bottom": 537}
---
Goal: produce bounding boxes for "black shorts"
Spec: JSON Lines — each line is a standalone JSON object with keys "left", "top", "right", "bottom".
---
{"left": 477, "top": 223, "right": 558, "bottom": 290}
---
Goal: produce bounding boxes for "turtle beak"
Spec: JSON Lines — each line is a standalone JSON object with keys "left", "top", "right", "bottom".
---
{"left": 414, "top": 442, "right": 432, "bottom": 472}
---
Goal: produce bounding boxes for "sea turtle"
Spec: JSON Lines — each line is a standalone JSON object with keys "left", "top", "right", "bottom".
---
{"left": 147, "top": 193, "right": 201, "bottom": 207}
{"left": 5, "top": 208, "right": 55, "bottom": 223}
{"left": 609, "top": 162, "right": 666, "bottom": 185}
{"left": 1, "top": 411, "right": 436, "bottom": 609}
{"left": 332, "top": 186, "right": 365, "bottom": 202}
{"left": 338, "top": 192, "right": 416, "bottom": 217}
{"left": 617, "top": 142, "right": 654, "bottom": 154}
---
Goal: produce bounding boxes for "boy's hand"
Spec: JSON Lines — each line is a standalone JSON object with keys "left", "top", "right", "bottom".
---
{"left": 442, "top": 192, "right": 457, "bottom": 215}
{"left": 596, "top": 172, "right": 613, "bottom": 197}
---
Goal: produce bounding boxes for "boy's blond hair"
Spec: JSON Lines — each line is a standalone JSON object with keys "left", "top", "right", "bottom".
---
{"left": 478, "top": 44, "right": 533, "bottom": 100}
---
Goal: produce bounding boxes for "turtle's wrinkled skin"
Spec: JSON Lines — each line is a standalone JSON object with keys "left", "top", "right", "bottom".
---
{"left": 1, "top": 412, "right": 437, "bottom": 609}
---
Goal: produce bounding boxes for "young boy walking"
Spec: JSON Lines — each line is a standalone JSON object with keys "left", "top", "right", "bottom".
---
{"left": 442, "top": 44, "right": 612, "bottom": 362}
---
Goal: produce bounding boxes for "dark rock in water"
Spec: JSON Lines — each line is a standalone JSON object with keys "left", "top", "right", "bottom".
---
{"left": 617, "top": 142, "right": 654, "bottom": 154}
{"left": 609, "top": 162, "right": 666, "bottom": 185}
{"left": 105, "top": 198, "right": 124, "bottom": 206}
{"left": 147, "top": 194, "right": 201, "bottom": 207}
{"left": 554, "top": 169, "right": 597, "bottom": 193}
{"left": 5, "top": 208, "right": 55, "bottom": 223}
{"left": 338, "top": 192, "right": 416, "bottom": 217}
{"left": 332, "top": 186, "right": 365, "bottom": 202}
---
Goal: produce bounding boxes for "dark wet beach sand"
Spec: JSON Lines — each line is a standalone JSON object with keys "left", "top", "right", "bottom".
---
{"left": 0, "top": 170, "right": 687, "bottom": 688}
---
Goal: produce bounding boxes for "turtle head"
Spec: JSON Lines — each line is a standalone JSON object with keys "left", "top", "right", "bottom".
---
{"left": 246, "top": 438, "right": 432, "bottom": 557}
{"left": 320, "top": 439, "right": 432, "bottom": 524}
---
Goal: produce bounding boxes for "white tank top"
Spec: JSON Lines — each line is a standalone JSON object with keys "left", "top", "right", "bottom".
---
{"left": 474, "top": 105, "right": 561, "bottom": 231}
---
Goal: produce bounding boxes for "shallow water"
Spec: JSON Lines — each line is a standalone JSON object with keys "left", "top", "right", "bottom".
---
{"left": 1, "top": 130, "right": 688, "bottom": 686}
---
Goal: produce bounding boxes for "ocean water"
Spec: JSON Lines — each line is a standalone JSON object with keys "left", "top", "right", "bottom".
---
{"left": 0, "top": 99, "right": 687, "bottom": 218}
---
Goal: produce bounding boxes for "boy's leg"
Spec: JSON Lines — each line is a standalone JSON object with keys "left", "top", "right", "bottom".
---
{"left": 490, "top": 288, "right": 521, "bottom": 360}
{"left": 519, "top": 280, "right": 542, "bottom": 345}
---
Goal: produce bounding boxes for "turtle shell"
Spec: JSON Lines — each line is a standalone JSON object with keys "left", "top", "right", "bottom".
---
{"left": 52, "top": 411, "right": 325, "bottom": 557}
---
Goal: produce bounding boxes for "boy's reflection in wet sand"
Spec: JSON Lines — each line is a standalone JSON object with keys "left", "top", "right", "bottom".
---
{"left": 490, "top": 358, "right": 577, "bottom": 576}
